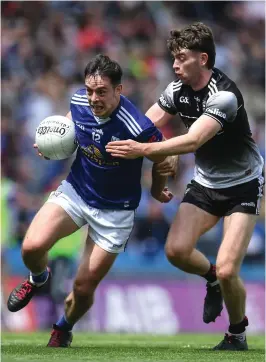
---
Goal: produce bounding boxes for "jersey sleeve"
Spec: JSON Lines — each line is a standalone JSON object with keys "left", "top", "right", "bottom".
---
{"left": 157, "top": 81, "right": 180, "bottom": 115}
{"left": 70, "top": 88, "right": 89, "bottom": 118}
{"left": 135, "top": 119, "right": 163, "bottom": 144}
{"left": 118, "top": 103, "right": 163, "bottom": 143}
{"left": 203, "top": 91, "right": 238, "bottom": 128}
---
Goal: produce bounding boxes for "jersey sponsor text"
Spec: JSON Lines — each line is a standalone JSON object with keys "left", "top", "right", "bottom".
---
{"left": 205, "top": 107, "right": 226, "bottom": 119}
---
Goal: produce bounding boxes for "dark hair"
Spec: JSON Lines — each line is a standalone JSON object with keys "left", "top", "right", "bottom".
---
{"left": 167, "top": 22, "right": 216, "bottom": 69}
{"left": 84, "top": 54, "right": 123, "bottom": 86}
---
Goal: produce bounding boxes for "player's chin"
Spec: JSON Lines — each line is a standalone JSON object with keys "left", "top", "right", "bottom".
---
{"left": 93, "top": 111, "right": 106, "bottom": 117}
{"left": 91, "top": 107, "right": 106, "bottom": 116}
{"left": 179, "top": 77, "right": 189, "bottom": 84}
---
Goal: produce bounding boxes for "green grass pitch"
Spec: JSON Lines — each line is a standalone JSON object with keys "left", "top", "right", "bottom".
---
{"left": 1, "top": 332, "right": 265, "bottom": 361}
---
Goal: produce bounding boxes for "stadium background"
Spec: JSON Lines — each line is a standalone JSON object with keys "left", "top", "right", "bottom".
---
{"left": 1, "top": 1, "right": 265, "bottom": 334}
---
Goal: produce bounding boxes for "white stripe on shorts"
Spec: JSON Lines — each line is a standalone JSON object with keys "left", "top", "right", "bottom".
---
{"left": 256, "top": 175, "right": 264, "bottom": 214}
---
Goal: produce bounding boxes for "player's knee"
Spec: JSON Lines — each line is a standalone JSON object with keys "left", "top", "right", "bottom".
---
{"left": 216, "top": 262, "right": 238, "bottom": 282}
{"left": 165, "top": 243, "right": 190, "bottom": 264}
{"left": 73, "top": 281, "right": 91, "bottom": 301}
{"left": 21, "top": 238, "right": 46, "bottom": 260}
{"left": 73, "top": 274, "right": 99, "bottom": 300}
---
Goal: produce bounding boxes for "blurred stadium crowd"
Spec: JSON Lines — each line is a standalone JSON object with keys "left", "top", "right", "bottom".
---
{"left": 1, "top": 1, "right": 265, "bottom": 277}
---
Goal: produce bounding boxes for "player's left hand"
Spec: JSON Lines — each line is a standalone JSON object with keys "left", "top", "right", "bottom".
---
{"left": 154, "top": 155, "right": 179, "bottom": 178}
{"left": 106, "top": 139, "right": 145, "bottom": 159}
{"left": 151, "top": 187, "right": 173, "bottom": 203}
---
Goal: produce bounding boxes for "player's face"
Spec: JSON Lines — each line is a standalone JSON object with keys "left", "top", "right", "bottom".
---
{"left": 85, "top": 75, "right": 122, "bottom": 117}
{"left": 172, "top": 49, "right": 207, "bottom": 85}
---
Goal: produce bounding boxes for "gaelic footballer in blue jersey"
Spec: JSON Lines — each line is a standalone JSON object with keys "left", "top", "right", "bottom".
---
{"left": 67, "top": 88, "right": 165, "bottom": 210}
{"left": 7, "top": 55, "right": 173, "bottom": 348}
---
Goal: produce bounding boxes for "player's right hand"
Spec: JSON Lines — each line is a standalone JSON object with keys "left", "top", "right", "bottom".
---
{"left": 151, "top": 187, "right": 173, "bottom": 203}
{"left": 33, "top": 144, "right": 50, "bottom": 160}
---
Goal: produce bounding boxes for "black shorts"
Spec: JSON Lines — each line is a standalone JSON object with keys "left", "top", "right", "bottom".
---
{"left": 182, "top": 175, "right": 264, "bottom": 217}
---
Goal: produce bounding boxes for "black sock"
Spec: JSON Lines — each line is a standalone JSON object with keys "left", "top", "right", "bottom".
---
{"left": 229, "top": 316, "right": 249, "bottom": 334}
{"left": 202, "top": 263, "right": 217, "bottom": 283}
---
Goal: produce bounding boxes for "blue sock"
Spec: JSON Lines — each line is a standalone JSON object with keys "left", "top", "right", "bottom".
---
{"left": 30, "top": 268, "right": 49, "bottom": 284}
{"left": 56, "top": 315, "right": 73, "bottom": 331}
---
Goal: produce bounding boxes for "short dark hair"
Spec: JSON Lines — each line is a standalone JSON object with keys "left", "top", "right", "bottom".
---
{"left": 167, "top": 22, "right": 216, "bottom": 69}
{"left": 84, "top": 54, "right": 123, "bottom": 86}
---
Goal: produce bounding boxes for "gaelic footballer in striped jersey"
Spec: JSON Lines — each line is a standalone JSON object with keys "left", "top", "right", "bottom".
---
{"left": 156, "top": 68, "right": 264, "bottom": 189}
{"left": 67, "top": 68, "right": 164, "bottom": 210}
{"left": 7, "top": 54, "right": 172, "bottom": 348}
{"left": 105, "top": 22, "right": 264, "bottom": 351}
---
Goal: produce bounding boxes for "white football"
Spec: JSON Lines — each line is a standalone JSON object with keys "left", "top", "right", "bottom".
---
{"left": 35, "top": 115, "right": 77, "bottom": 160}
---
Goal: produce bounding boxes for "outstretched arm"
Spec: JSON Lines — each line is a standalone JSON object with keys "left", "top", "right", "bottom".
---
{"left": 145, "top": 103, "right": 174, "bottom": 128}
{"left": 106, "top": 114, "right": 221, "bottom": 159}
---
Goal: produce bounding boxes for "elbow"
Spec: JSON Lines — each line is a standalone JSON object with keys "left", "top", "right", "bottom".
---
{"left": 190, "top": 142, "right": 198, "bottom": 153}
{"left": 188, "top": 137, "right": 200, "bottom": 153}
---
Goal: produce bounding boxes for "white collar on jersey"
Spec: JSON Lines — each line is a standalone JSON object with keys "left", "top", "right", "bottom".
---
{"left": 93, "top": 115, "right": 111, "bottom": 124}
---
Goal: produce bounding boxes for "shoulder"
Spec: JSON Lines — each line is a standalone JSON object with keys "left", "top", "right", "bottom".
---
{"left": 205, "top": 90, "right": 238, "bottom": 124}
{"left": 213, "top": 68, "right": 243, "bottom": 97}
{"left": 208, "top": 69, "right": 244, "bottom": 108}
{"left": 206, "top": 90, "right": 238, "bottom": 115}
{"left": 117, "top": 95, "right": 145, "bottom": 129}
{"left": 72, "top": 88, "right": 86, "bottom": 96}
{"left": 162, "top": 79, "right": 183, "bottom": 97}
{"left": 70, "top": 88, "right": 89, "bottom": 106}
{"left": 207, "top": 90, "right": 237, "bottom": 106}
{"left": 117, "top": 96, "right": 157, "bottom": 138}
{"left": 157, "top": 79, "right": 183, "bottom": 114}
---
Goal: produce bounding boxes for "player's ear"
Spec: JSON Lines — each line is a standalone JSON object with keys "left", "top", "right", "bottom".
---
{"left": 200, "top": 53, "right": 208, "bottom": 67}
{"left": 115, "top": 84, "right": 122, "bottom": 95}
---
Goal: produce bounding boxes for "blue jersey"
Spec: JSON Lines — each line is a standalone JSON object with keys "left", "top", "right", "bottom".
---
{"left": 66, "top": 88, "right": 163, "bottom": 210}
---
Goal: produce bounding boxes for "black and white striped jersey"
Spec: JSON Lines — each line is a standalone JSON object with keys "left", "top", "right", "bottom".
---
{"left": 157, "top": 67, "right": 264, "bottom": 188}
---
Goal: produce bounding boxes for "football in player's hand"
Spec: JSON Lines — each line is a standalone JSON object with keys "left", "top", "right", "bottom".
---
{"left": 35, "top": 115, "right": 77, "bottom": 160}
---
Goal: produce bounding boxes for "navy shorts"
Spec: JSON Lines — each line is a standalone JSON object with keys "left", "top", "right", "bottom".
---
{"left": 182, "top": 175, "right": 264, "bottom": 217}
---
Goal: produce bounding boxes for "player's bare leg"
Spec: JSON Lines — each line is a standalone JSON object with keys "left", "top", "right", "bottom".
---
{"left": 165, "top": 203, "right": 219, "bottom": 274}
{"left": 47, "top": 233, "right": 117, "bottom": 347}
{"left": 217, "top": 214, "right": 256, "bottom": 323}
{"left": 22, "top": 203, "right": 79, "bottom": 273}
{"left": 66, "top": 236, "right": 117, "bottom": 323}
{"left": 213, "top": 213, "right": 257, "bottom": 351}
{"left": 7, "top": 203, "right": 79, "bottom": 312}
{"left": 165, "top": 203, "right": 223, "bottom": 323}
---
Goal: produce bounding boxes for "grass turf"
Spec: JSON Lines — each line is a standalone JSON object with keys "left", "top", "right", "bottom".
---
{"left": 1, "top": 332, "right": 265, "bottom": 362}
